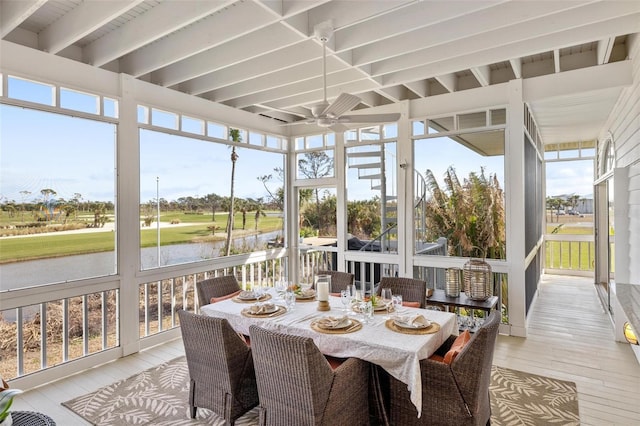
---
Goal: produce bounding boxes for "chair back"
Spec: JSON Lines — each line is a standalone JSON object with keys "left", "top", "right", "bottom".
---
{"left": 377, "top": 277, "right": 427, "bottom": 308}
{"left": 177, "top": 309, "right": 257, "bottom": 422}
{"left": 317, "top": 270, "right": 355, "bottom": 293}
{"left": 451, "top": 310, "right": 500, "bottom": 421}
{"left": 196, "top": 275, "right": 241, "bottom": 306}
{"left": 249, "top": 325, "right": 334, "bottom": 425}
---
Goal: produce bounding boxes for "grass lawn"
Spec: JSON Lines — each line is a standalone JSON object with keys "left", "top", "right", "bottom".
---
{"left": 0, "top": 211, "right": 284, "bottom": 263}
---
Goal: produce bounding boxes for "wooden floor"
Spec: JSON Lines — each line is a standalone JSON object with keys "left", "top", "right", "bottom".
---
{"left": 11, "top": 274, "right": 640, "bottom": 425}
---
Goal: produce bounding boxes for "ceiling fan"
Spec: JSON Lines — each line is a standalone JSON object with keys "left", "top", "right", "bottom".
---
{"left": 286, "top": 23, "right": 400, "bottom": 132}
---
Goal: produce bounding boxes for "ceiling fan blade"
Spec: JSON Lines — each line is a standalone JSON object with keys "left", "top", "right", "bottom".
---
{"left": 339, "top": 113, "right": 401, "bottom": 123}
{"left": 322, "top": 93, "right": 361, "bottom": 118}
{"left": 329, "top": 123, "right": 349, "bottom": 132}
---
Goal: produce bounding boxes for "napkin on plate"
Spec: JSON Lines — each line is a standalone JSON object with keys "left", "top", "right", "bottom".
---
{"left": 317, "top": 315, "right": 350, "bottom": 329}
{"left": 394, "top": 314, "right": 431, "bottom": 328}
{"left": 249, "top": 302, "right": 275, "bottom": 314}
{"left": 298, "top": 289, "right": 316, "bottom": 298}
{"left": 239, "top": 290, "right": 256, "bottom": 299}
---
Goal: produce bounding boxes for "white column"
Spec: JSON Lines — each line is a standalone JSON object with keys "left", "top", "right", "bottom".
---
{"left": 506, "top": 79, "right": 527, "bottom": 337}
{"left": 118, "top": 74, "right": 143, "bottom": 355}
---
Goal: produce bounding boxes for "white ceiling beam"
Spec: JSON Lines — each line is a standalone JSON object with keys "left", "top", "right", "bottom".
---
{"left": 381, "top": 13, "right": 640, "bottom": 86}
{"left": 553, "top": 49, "right": 561, "bottom": 73}
{"left": 39, "top": 1, "right": 143, "bottom": 54}
{"left": 369, "top": 3, "right": 640, "bottom": 76}
{"left": 0, "top": 0, "right": 46, "bottom": 38}
{"left": 83, "top": 1, "right": 237, "bottom": 67}
{"left": 509, "top": 58, "right": 522, "bottom": 79}
{"left": 404, "top": 80, "right": 429, "bottom": 97}
{"left": 224, "top": 69, "right": 369, "bottom": 109}
{"left": 351, "top": 1, "right": 588, "bottom": 66}
{"left": 471, "top": 65, "right": 491, "bottom": 86}
{"left": 435, "top": 74, "right": 457, "bottom": 93}
{"left": 357, "top": 91, "right": 382, "bottom": 107}
{"left": 597, "top": 37, "right": 616, "bottom": 64}
{"left": 234, "top": 79, "right": 379, "bottom": 111}
{"left": 209, "top": 59, "right": 351, "bottom": 102}
{"left": 182, "top": 40, "right": 322, "bottom": 95}
{"left": 523, "top": 60, "right": 632, "bottom": 103}
{"left": 334, "top": 1, "right": 499, "bottom": 51}
{"left": 152, "top": 24, "right": 303, "bottom": 87}
{"left": 119, "top": 1, "right": 276, "bottom": 77}
{"left": 304, "top": 0, "right": 414, "bottom": 37}
{"left": 378, "top": 86, "right": 405, "bottom": 102}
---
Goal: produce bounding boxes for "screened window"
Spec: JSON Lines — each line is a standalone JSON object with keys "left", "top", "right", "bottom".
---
{"left": 139, "top": 130, "right": 285, "bottom": 269}
{"left": 0, "top": 105, "right": 117, "bottom": 289}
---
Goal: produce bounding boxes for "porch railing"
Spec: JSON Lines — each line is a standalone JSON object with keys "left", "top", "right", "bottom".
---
{"left": 544, "top": 234, "right": 596, "bottom": 276}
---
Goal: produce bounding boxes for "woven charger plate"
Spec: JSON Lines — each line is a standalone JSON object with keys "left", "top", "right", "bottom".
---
{"left": 311, "top": 318, "right": 362, "bottom": 334}
{"left": 241, "top": 305, "right": 286, "bottom": 318}
{"left": 232, "top": 293, "right": 272, "bottom": 303}
{"left": 384, "top": 319, "right": 440, "bottom": 335}
{"left": 352, "top": 304, "right": 394, "bottom": 315}
{"left": 295, "top": 294, "right": 317, "bottom": 302}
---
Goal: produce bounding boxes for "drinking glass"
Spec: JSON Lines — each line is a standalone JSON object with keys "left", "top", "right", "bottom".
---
{"left": 392, "top": 294, "right": 403, "bottom": 316}
{"left": 284, "top": 290, "right": 296, "bottom": 311}
{"left": 275, "top": 279, "right": 287, "bottom": 299}
{"left": 340, "top": 289, "right": 351, "bottom": 312}
{"left": 381, "top": 288, "right": 393, "bottom": 317}
{"left": 360, "top": 300, "right": 373, "bottom": 323}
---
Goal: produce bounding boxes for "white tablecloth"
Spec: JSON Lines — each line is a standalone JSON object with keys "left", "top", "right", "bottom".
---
{"left": 200, "top": 289, "right": 458, "bottom": 416}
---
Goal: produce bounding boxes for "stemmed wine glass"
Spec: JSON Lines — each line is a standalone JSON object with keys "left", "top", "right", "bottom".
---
{"left": 284, "top": 289, "right": 296, "bottom": 311}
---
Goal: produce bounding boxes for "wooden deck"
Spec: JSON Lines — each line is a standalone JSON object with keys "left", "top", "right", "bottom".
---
{"left": 11, "top": 274, "right": 640, "bottom": 425}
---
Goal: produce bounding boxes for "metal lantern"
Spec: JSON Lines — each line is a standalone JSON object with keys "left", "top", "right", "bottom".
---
{"left": 445, "top": 268, "right": 461, "bottom": 297}
{"left": 463, "top": 259, "right": 492, "bottom": 301}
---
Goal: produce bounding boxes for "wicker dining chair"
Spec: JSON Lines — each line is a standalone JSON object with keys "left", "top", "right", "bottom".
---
{"left": 376, "top": 276, "right": 428, "bottom": 308}
{"left": 387, "top": 310, "right": 500, "bottom": 426}
{"left": 316, "top": 270, "right": 355, "bottom": 293}
{"left": 196, "top": 275, "right": 242, "bottom": 306}
{"left": 248, "top": 325, "right": 370, "bottom": 426}
{"left": 177, "top": 310, "right": 259, "bottom": 425}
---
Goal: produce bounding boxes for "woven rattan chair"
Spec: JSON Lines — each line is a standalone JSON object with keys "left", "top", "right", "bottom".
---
{"left": 248, "top": 325, "right": 370, "bottom": 426}
{"left": 316, "top": 270, "right": 355, "bottom": 293}
{"left": 196, "top": 275, "right": 241, "bottom": 306}
{"left": 387, "top": 310, "right": 500, "bottom": 425}
{"left": 376, "top": 276, "right": 428, "bottom": 308}
{"left": 177, "top": 310, "right": 258, "bottom": 425}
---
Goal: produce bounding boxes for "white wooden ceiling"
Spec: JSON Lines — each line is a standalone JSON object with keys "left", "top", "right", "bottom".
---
{"left": 1, "top": 0, "right": 639, "bottom": 144}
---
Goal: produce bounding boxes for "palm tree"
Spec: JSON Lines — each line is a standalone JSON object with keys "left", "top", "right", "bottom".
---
{"left": 225, "top": 129, "right": 241, "bottom": 256}
{"left": 253, "top": 199, "right": 267, "bottom": 230}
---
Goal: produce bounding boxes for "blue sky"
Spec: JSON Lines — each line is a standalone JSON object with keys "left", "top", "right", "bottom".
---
{"left": 1, "top": 103, "right": 594, "bottom": 206}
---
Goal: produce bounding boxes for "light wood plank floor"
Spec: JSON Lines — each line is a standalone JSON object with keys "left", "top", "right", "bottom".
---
{"left": 11, "top": 274, "right": 640, "bottom": 425}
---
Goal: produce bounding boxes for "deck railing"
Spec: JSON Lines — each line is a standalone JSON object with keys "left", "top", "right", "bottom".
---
{"left": 0, "top": 282, "right": 119, "bottom": 381}
{"left": 544, "top": 234, "right": 596, "bottom": 276}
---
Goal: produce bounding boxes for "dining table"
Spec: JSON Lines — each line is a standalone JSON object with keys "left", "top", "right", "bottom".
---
{"left": 200, "top": 288, "right": 458, "bottom": 418}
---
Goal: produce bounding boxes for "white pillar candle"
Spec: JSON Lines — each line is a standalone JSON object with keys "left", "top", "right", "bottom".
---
{"left": 317, "top": 281, "right": 329, "bottom": 301}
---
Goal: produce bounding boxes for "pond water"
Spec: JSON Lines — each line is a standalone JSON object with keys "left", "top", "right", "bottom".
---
{"left": 0, "top": 230, "right": 282, "bottom": 292}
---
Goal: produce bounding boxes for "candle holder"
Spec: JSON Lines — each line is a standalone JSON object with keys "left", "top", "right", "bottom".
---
{"left": 315, "top": 274, "right": 331, "bottom": 311}
{"left": 317, "top": 300, "right": 330, "bottom": 311}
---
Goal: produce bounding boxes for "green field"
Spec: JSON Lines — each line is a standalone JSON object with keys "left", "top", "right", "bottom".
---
{"left": 0, "top": 210, "right": 283, "bottom": 263}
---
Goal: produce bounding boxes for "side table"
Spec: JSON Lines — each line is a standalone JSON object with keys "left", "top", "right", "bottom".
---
{"left": 426, "top": 289, "right": 498, "bottom": 313}
{"left": 426, "top": 289, "right": 499, "bottom": 332}
{"left": 9, "top": 411, "right": 56, "bottom": 426}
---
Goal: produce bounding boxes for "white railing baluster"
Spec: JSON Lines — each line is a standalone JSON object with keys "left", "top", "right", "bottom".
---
{"left": 170, "top": 278, "right": 176, "bottom": 327}
{"left": 144, "top": 283, "right": 150, "bottom": 336}
{"left": 41, "top": 302, "right": 47, "bottom": 369}
{"left": 16, "top": 307, "right": 24, "bottom": 376}
{"left": 82, "top": 294, "right": 89, "bottom": 355}
{"left": 62, "top": 298, "right": 69, "bottom": 361}
{"left": 157, "top": 280, "right": 163, "bottom": 332}
{"left": 101, "top": 291, "right": 107, "bottom": 350}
